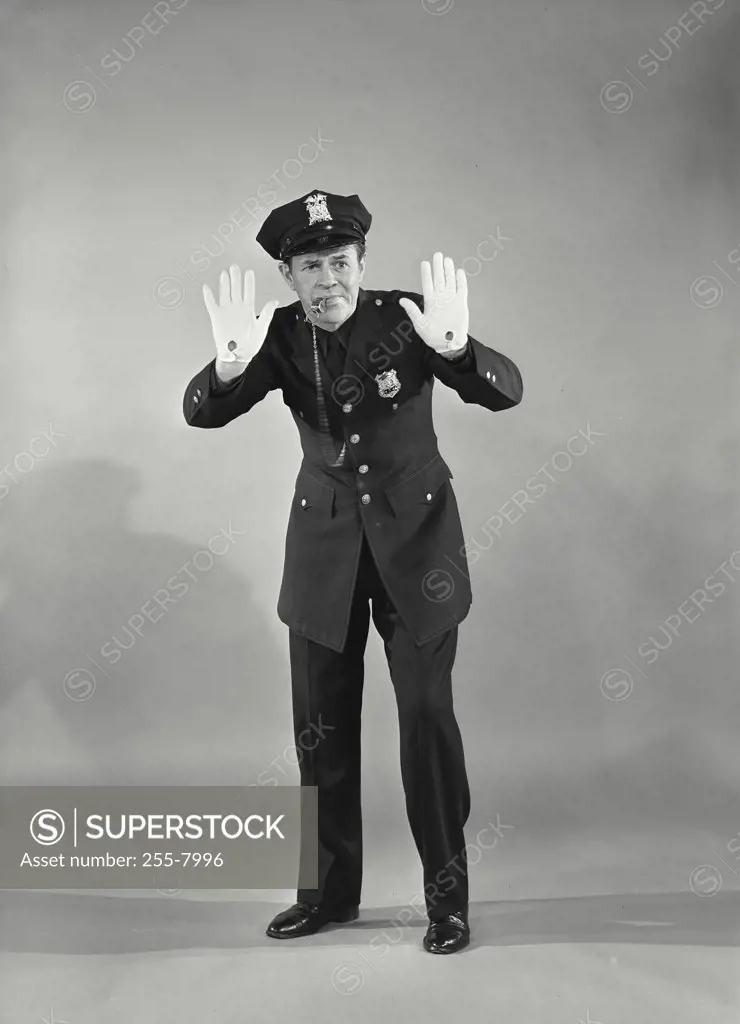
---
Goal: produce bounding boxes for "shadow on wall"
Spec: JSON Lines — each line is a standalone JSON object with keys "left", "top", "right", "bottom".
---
{"left": 677, "top": 6, "right": 740, "bottom": 196}
{"left": 0, "top": 459, "right": 290, "bottom": 785}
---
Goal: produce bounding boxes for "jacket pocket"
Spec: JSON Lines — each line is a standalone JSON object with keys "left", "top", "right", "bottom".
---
{"left": 294, "top": 468, "right": 335, "bottom": 517}
{"left": 384, "top": 455, "right": 453, "bottom": 516}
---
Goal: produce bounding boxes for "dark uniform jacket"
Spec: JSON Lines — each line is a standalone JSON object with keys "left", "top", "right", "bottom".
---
{"left": 183, "top": 287, "right": 523, "bottom": 652}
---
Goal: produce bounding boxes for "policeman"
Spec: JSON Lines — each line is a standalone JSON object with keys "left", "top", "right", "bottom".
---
{"left": 183, "top": 190, "right": 523, "bottom": 954}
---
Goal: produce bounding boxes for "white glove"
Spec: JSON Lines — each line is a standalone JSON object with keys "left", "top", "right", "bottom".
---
{"left": 202, "top": 264, "right": 279, "bottom": 369}
{"left": 398, "top": 252, "right": 469, "bottom": 356}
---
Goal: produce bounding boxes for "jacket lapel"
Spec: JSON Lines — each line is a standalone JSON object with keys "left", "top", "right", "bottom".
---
{"left": 341, "top": 289, "right": 388, "bottom": 395}
{"left": 288, "top": 289, "right": 387, "bottom": 399}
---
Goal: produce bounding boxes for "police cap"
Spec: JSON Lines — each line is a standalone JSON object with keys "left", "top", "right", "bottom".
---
{"left": 256, "top": 189, "right": 372, "bottom": 261}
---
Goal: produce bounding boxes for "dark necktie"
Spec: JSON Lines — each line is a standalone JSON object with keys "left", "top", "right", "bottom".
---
{"left": 315, "top": 311, "right": 356, "bottom": 379}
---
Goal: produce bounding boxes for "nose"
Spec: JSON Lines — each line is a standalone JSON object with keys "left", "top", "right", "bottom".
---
{"left": 317, "top": 265, "right": 337, "bottom": 290}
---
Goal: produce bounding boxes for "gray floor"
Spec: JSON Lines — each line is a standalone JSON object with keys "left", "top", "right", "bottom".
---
{"left": 1, "top": 889, "right": 738, "bottom": 1022}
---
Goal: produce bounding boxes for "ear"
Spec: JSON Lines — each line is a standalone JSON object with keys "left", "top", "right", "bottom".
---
{"left": 358, "top": 252, "right": 367, "bottom": 282}
{"left": 278, "top": 261, "right": 295, "bottom": 291}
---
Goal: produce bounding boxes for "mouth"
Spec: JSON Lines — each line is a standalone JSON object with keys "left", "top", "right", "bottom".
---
{"left": 310, "top": 296, "right": 343, "bottom": 313}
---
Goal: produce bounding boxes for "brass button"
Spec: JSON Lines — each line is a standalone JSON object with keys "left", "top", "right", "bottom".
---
{"left": 349, "top": 433, "right": 360, "bottom": 444}
{"left": 375, "top": 298, "right": 382, "bottom": 306}
{"left": 361, "top": 493, "right": 371, "bottom": 505}
{"left": 392, "top": 402, "right": 398, "bottom": 410}
{"left": 342, "top": 402, "right": 352, "bottom": 413}
{"left": 300, "top": 498, "right": 307, "bottom": 507}
{"left": 486, "top": 370, "right": 496, "bottom": 382}
{"left": 426, "top": 492, "right": 433, "bottom": 501}
{"left": 358, "top": 464, "right": 369, "bottom": 474}
{"left": 193, "top": 395, "right": 199, "bottom": 403}
{"left": 196, "top": 389, "right": 202, "bottom": 397}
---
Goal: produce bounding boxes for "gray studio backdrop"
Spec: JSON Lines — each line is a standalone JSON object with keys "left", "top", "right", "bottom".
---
{"left": 2, "top": 0, "right": 738, "bottom": 907}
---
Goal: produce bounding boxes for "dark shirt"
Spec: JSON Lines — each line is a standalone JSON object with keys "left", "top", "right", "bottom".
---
{"left": 313, "top": 307, "right": 357, "bottom": 379}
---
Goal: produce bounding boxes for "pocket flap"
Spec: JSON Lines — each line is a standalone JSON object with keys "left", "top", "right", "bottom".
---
{"left": 384, "top": 456, "right": 453, "bottom": 514}
{"left": 295, "top": 469, "right": 335, "bottom": 513}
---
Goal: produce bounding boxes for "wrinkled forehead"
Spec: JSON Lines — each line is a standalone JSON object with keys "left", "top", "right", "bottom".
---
{"left": 292, "top": 243, "right": 362, "bottom": 267}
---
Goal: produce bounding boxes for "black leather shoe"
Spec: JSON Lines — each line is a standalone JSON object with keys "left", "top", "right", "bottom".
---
{"left": 423, "top": 909, "right": 470, "bottom": 954}
{"left": 266, "top": 901, "right": 359, "bottom": 939}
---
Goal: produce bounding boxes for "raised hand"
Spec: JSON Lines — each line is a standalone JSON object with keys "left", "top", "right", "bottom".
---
{"left": 398, "top": 252, "right": 469, "bottom": 356}
{"left": 202, "top": 264, "right": 279, "bottom": 375}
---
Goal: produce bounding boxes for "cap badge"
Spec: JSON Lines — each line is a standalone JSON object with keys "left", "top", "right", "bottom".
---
{"left": 305, "top": 192, "right": 332, "bottom": 225}
{"left": 375, "top": 369, "right": 401, "bottom": 399}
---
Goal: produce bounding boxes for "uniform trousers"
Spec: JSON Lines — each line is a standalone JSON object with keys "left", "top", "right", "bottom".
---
{"left": 288, "top": 529, "right": 471, "bottom": 921}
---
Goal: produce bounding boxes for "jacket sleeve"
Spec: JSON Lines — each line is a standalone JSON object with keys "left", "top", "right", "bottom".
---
{"left": 423, "top": 334, "right": 523, "bottom": 411}
{"left": 402, "top": 291, "right": 524, "bottom": 412}
{"left": 183, "top": 334, "right": 280, "bottom": 429}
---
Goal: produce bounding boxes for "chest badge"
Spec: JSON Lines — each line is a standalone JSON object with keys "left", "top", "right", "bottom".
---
{"left": 375, "top": 369, "right": 401, "bottom": 399}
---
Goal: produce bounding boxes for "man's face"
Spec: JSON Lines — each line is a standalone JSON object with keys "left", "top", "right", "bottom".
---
{"left": 279, "top": 243, "right": 365, "bottom": 331}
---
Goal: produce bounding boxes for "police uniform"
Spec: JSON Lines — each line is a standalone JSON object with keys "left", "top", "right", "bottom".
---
{"left": 183, "top": 190, "right": 523, "bottom": 927}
